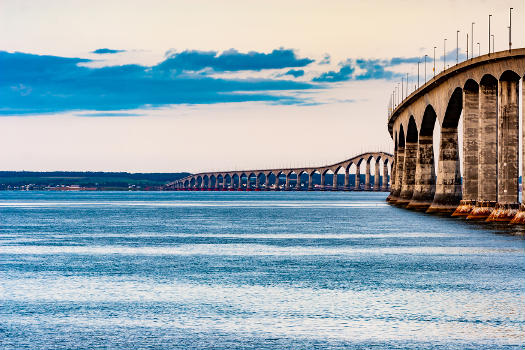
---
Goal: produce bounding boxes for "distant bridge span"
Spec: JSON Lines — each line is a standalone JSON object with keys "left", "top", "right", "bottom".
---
{"left": 168, "top": 151, "right": 393, "bottom": 191}
{"left": 387, "top": 48, "right": 525, "bottom": 222}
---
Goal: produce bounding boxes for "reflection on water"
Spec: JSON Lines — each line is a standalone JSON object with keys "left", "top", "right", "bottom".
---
{"left": 0, "top": 191, "right": 524, "bottom": 350}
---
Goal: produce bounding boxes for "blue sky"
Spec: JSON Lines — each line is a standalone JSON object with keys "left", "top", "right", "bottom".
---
{"left": 0, "top": 0, "right": 522, "bottom": 172}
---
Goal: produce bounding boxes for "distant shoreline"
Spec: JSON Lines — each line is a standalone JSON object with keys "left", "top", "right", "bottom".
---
{"left": 0, "top": 171, "right": 191, "bottom": 191}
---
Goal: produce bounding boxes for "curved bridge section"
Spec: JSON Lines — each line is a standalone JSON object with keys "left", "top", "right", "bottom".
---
{"left": 168, "top": 152, "right": 393, "bottom": 191}
{"left": 387, "top": 48, "right": 525, "bottom": 222}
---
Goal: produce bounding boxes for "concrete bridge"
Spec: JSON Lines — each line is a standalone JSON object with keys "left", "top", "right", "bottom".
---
{"left": 168, "top": 151, "right": 393, "bottom": 191}
{"left": 387, "top": 48, "right": 525, "bottom": 223}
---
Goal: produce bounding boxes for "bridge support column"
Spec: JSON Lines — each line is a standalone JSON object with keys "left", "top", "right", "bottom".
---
{"left": 308, "top": 173, "right": 314, "bottom": 191}
{"left": 407, "top": 135, "right": 435, "bottom": 210}
{"left": 265, "top": 174, "right": 271, "bottom": 191}
{"left": 355, "top": 164, "right": 361, "bottom": 191}
{"left": 454, "top": 83, "right": 479, "bottom": 216}
{"left": 468, "top": 77, "right": 498, "bottom": 219}
{"left": 388, "top": 146, "right": 404, "bottom": 202}
{"left": 296, "top": 174, "right": 301, "bottom": 190}
{"left": 398, "top": 141, "right": 417, "bottom": 205}
{"left": 320, "top": 173, "right": 326, "bottom": 191}
{"left": 332, "top": 172, "right": 338, "bottom": 191}
{"left": 255, "top": 175, "right": 260, "bottom": 190}
{"left": 427, "top": 127, "right": 462, "bottom": 214}
{"left": 374, "top": 160, "right": 380, "bottom": 191}
{"left": 490, "top": 75, "right": 520, "bottom": 221}
{"left": 512, "top": 78, "right": 525, "bottom": 224}
{"left": 246, "top": 176, "right": 251, "bottom": 191}
{"left": 381, "top": 162, "right": 389, "bottom": 191}
{"left": 285, "top": 174, "right": 290, "bottom": 191}
{"left": 274, "top": 175, "right": 280, "bottom": 191}
{"left": 365, "top": 161, "right": 371, "bottom": 190}
{"left": 344, "top": 169, "right": 350, "bottom": 190}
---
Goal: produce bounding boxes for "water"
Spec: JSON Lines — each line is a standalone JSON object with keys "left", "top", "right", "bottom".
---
{"left": 0, "top": 191, "right": 524, "bottom": 350}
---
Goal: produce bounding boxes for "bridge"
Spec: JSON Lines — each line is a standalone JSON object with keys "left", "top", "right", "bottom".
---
{"left": 387, "top": 48, "right": 525, "bottom": 222}
{"left": 168, "top": 152, "right": 393, "bottom": 191}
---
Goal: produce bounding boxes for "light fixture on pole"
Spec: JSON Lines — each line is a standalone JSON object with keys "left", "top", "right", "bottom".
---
{"left": 424, "top": 54, "right": 428, "bottom": 83}
{"left": 456, "top": 30, "right": 459, "bottom": 64}
{"left": 488, "top": 15, "right": 492, "bottom": 55}
{"left": 417, "top": 61, "right": 420, "bottom": 88}
{"left": 509, "top": 8, "right": 513, "bottom": 51}
{"left": 433, "top": 46, "right": 436, "bottom": 77}
{"left": 477, "top": 42, "right": 480, "bottom": 57}
{"left": 444, "top": 39, "right": 447, "bottom": 71}
{"left": 471, "top": 22, "right": 475, "bottom": 59}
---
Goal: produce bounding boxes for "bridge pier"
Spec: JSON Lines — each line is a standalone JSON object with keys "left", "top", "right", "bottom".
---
{"left": 344, "top": 169, "right": 349, "bottom": 190}
{"left": 332, "top": 172, "right": 338, "bottom": 191}
{"left": 381, "top": 161, "right": 389, "bottom": 191}
{"left": 511, "top": 77, "right": 525, "bottom": 223}
{"left": 355, "top": 163, "right": 361, "bottom": 191}
{"left": 365, "top": 161, "right": 371, "bottom": 190}
{"left": 320, "top": 172, "right": 326, "bottom": 191}
{"left": 398, "top": 138, "right": 417, "bottom": 206}
{"left": 427, "top": 126, "right": 461, "bottom": 214}
{"left": 285, "top": 174, "right": 291, "bottom": 191}
{"left": 389, "top": 144, "right": 404, "bottom": 202}
{"left": 407, "top": 134, "right": 435, "bottom": 210}
{"left": 454, "top": 82, "right": 479, "bottom": 216}
{"left": 489, "top": 73, "right": 520, "bottom": 221}
{"left": 308, "top": 173, "right": 314, "bottom": 191}
{"left": 373, "top": 160, "right": 380, "bottom": 191}
{"left": 468, "top": 76, "right": 498, "bottom": 219}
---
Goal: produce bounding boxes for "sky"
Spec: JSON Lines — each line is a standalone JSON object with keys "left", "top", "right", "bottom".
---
{"left": 0, "top": 0, "right": 523, "bottom": 173}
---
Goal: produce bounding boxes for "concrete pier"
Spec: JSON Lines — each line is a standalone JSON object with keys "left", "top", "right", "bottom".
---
{"left": 398, "top": 140, "right": 417, "bottom": 206}
{"left": 407, "top": 135, "right": 435, "bottom": 210}
{"left": 468, "top": 76, "right": 498, "bottom": 219}
{"left": 488, "top": 73, "right": 520, "bottom": 221}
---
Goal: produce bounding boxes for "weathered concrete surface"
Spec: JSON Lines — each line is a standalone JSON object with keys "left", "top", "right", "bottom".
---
{"left": 388, "top": 147, "right": 404, "bottom": 202}
{"left": 427, "top": 127, "right": 462, "bottom": 214}
{"left": 381, "top": 161, "right": 389, "bottom": 191}
{"left": 365, "top": 161, "right": 371, "bottom": 191}
{"left": 453, "top": 83, "right": 479, "bottom": 216}
{"left": 487, "top": 75, "right": 520, "bottom": 222}
{"left": 468, "top": 76, "right": 498, "bottom": 219}
{"left": 407, "top": 135, "right": 435, "bottom": 210}
{"left": 355, "top": 162, "right": 361, "bottom": 191}
{"left": 374, "top": 160, "right": 381, "bottom": 191}
{"left": 398, "top": 142, "right": 417, "bottom": 206}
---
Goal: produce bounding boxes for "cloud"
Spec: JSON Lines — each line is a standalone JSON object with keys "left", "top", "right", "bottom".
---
{"left": 283, "top": 69, "right": 304, "bottom": 78}
{"left": 157, "top": 48, "right": 314, "bottom": 72}
{"left": 0, "top": 50, "right": 314, "bottom": 115}
{"left": 355, "top": 59, "right": 401, "bottom": 80}
{"left": 319, "top": 54, "right": 331, "bottom": 65}
{"left": 91, "top": 48, "right": 126, "bottom": 54}
{"left": 313, "top": 60, "right": 355, "bottom": 82}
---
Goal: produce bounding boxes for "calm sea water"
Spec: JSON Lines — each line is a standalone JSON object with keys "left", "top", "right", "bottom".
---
{"left": 0, "top": 191, "right": 524, "bottom": 350}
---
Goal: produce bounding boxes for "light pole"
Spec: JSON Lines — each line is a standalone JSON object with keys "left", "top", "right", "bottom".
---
{"left": 488, "top": 15, "right": 492, "bottom": 55}
{"left": 509, "top": 8, "right": 513, "bottom": 51}
{"left": 401, "top": 78, "right": 404, "bottom": 100}
{"left": 456, "top": 30, "right": 459, "bottom": 64}
{"left": 491, "top": 34, "right": 494, "bottom": 53}
{"left": 444, "top": 39, "right": 447, "bottom": 71}
{"left": 433, "top": 46, "right": 436, "bottom": 77}
{"left": 471, "top": 22, "right": 475, "bottom": 59}
{"left": 477, "top": 42, "right": 480, "bottom": 57}
{"left": 466, "top": 33, "right": 469, "bottom": 59}
{"left": 424, "top": 54, "right": 428, "bottom": 83}
{"left": 406, "top": 73, "right": 409, "bottom": 96}
{"left": 417, "top": 61, "right": 420, "bottom": 88}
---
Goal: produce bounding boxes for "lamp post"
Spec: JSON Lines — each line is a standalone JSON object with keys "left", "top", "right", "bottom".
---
{"left": 488, "top": 15, "right": 492, "bottom": 55}
{"left": 491, "top": 34, "right": 494, "bottom": 53}
{"left": 433, "top": 46, "right": 436, "bottom": 77}
{"left": 417, "top": 61, "right": 420, "bottom": 88}
{"left": 477, "top": 42, "right": 480, "bottom": 57}
{"left": 424, "top": 54, "right": 428, "bottom": 83}
{"left": 509, "top": 8, "right": 513, "bottom": 51}
{"left": 444, "top": 38, "right": 447, "bottom": 71}
{"left": 406, "top": 73, "right": 409, "bottom": 96}
{"left": 471, "top": 22, "right": 475, "bottom": 59}
{"left": 466, "top": 33, "right": 469, "bottom": 59}
{"left": 456, "top": 30, "right": 459, "bottom": 64}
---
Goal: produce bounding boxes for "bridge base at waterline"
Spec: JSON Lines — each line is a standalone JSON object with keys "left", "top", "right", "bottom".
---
{"left": 451, "top": 200, "right": 476, "bottom": 217}
{"left": 405, "top": 199, "right": 433, "bottom": 211}
{"left": 425, "top": 195, "right": 461, "bottom": 214}
{"left": 466, "top": 201, "right": 497, "bottom": 220}
{"left": 510, "top": 204, "right": 525, "bottom": 224}
{"left": 486, "top": 203, "right": 520, "bottom": 222}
